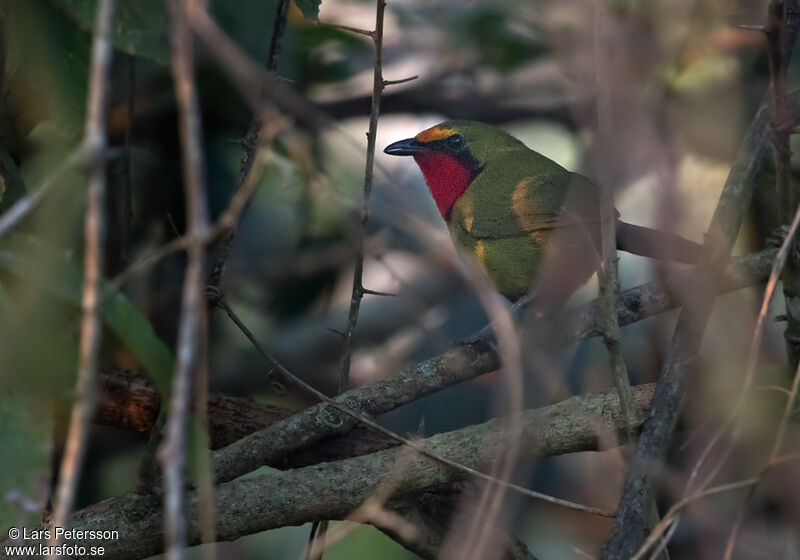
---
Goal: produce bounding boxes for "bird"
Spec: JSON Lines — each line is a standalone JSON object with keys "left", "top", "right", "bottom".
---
{"left": 384, "top": 120, "right": 703, "bottom": 308}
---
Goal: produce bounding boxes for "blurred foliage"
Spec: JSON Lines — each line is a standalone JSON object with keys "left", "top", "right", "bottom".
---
{"left": 55, "top": 0, "right": 170, "bottom": 65}
{"left": 1, "top": 0, "right": 799, "bottom": 558}
{"left": 0, "top": 395, "right": 50, "bottom": 532}
{"left": 0, "top": 235, "right": 174, "bottom": 392}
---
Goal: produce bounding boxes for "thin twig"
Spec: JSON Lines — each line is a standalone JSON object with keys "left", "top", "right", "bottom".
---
{"left": 721, "top": 343, "right": 800, "bottom": 559}
{"left": 215, "top": 297, "right": 614, "bottom": 518}
{"left": 338, "top": 0, "right": 387, "bottom": 394}
{"left": 600, "top": 89, "right": 800, "bottom": 560}
{"left": 107, "top": 145, "right": 270, "bottom": 295}
{"left": 25, "top": 383, "right": 660, "bottom": 560}
{"left": 383, "top": 75, "right": 418, "bottom": 86}
{"left": 48, "top": 1, "right": 115, "bottom": 557}
{"left": 633, "top": 453, "right": 800, "bottom": 560}
{"left": 0, "top": 147, "right": 91, "bottom": 241}
{"left": 316, "top": 21, "right": 375, "bottom": 38}
{"left": 592, "top": 0, "right": 638, "bottom": 438}
{"left": 767, "top": 0, "right": 794, "bottom": 224}
{"left": 210, "top": 249, "right": 777, "bottom": 486}
{"left": 307, "top": 4, "right": 390, "bottom": 554}
{"left": 158, "top": 2, "right": 211, "bottom": 559}
{"left": 685, "top": 186, "right": 800, "bottom": 498}
{"left": 205, "top": 0, "right": 290, "bottom": 295}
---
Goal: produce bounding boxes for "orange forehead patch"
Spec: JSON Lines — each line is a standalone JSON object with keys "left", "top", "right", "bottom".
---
{"left": 415, "top": 125, "right": 455, "bottom": 143}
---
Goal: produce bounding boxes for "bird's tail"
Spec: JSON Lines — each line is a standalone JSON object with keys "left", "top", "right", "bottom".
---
{"left": 615, "top": 220, "right": 704, "bottom": 265}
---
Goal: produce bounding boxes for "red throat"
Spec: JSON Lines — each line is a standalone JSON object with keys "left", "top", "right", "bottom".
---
{"left": 412, "top": 152, "right": 473, "bottom": 219}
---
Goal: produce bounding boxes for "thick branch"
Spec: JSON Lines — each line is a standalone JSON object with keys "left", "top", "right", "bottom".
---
{"left": 24, "top": 385, "right": 655, "bottom": 560}
{"left": 211, "top": 249, "right": 776, "bottom": 483}
{"left": 94, "top": 369, "right": 396, "bottom": 466}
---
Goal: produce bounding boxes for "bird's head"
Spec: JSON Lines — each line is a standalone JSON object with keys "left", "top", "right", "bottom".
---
{"left": 384, "top": 120, "right": 524, "bottom": 219}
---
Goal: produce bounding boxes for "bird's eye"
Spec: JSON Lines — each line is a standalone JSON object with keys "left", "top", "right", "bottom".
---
{"left": 447, "top": 134, "right": 465, "bottom": 149}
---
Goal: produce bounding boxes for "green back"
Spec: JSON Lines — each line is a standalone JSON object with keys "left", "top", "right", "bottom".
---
{"left": 442, "top": 121, "right": 601, "bottom": 300}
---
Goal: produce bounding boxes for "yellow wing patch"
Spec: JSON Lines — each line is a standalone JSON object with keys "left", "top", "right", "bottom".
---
{"left": 511, "top": 177, "right": 532, "bottom": 219}
{"left": 474, "top": 240, "right": 487, "bottom": 265}
{"left": 415, "top": 125, "right": 455, "bottom": 143}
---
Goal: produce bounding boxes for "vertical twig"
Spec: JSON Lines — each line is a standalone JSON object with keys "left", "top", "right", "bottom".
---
{"left": 47, "top": 1, "right": 115, "bottom": 556}
{"left": 159, "top": 1, "right": 211, "bottom": 559}
{"left": 767, "top": 0, "right": 793, "bottom": 225}
{"left": 592, "top": 0, "right": 638, "bottom": 438}
{"left": 591, "top": 3, "right": 657, "bottom": 554}
{"left": 599, "top": 87, "right": 787, "bottom": 560}
{"left": 719, "top": 7, "right": 800, "bottom": 556}
{"left": 205, "top": 0, "right": 291, "bottom": 295}
{"left": 768, "top": 0, "right": 800, "bottom": 367}
{"left": 338, "top": 0, "right": 386, "bottom": 394}
{"left": 308, "top": 4, "right": 387, "bottom": 557}
{"left": 120, "top": 55, "right": 135, "bottom": 266}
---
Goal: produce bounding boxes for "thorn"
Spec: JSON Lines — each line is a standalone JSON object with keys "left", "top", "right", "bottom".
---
{"left": 227, "top": 137, "right": 248, "bottom": 147}
{"left": 316, "top": 21, "right": 375, "bottom": 38}
{"left": 204, "top": 285, "right": 224, "bottom": 304}
{"left": 739, "top": 24, "right": 766, "bottom": 32}
{"left": 776, "top": 314, "right": 788, "bottom": 322}
{"left": 383, "top": 75, "right": 419, "bottom": 87}
{"left": 326, "top": 327, "right": 347, "bottom": 337}
{"left": 165, "top": 212, "right": 181, "bottom": 239}
{"left": 361, "top": 287, "right": 396, "bottom": 297}
{"left": 270, "top": 380, "right": 287, "bottom": 395}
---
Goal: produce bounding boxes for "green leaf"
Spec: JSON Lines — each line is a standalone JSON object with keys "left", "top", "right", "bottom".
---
{"left": 52, "top": 0, "right": 170, "bottom": 65}
{"left": 294, "top": 0, "right": 321, "bottom": 22}
{"left": 0, "top": 234, "right": 173, "bottom": 393}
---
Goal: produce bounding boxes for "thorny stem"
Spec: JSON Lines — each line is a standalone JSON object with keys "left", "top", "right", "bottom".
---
{"left": 205, "top": 0, "right": 291, "bottom": 296}
{"left": 338, "top": 0, "right": 387, "bottom": 395}
{"left": 311, "top": 5, "right": 388, "bottom": 553}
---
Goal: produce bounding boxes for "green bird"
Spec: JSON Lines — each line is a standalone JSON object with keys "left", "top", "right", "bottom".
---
{"left": 384, "top": 120, "right": 702, "bottom": 307}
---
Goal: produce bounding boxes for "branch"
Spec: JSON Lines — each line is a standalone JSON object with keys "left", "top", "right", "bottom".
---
{"left": 312, "top": 5, "right": 390, "bottom": 549}
{"left": 592, "top": 0, "right": 638, "bottom": 439}
{"left": 25, "top": 385, "right": 655, "bottom": 560}
{"left": 48, "top": 1, "right": 115, "bottom": 554}
{"left": 93, "top": 369, "right": 397, "bottom": 466}
{"left": 211, "top": 248, "right": 777, "bottom": 484}
{"left": 599, "top": 89, "right": 800, "bottom": 559}
{"left": 205, "top": 0, "right": 290, "bottom": 293}
{"left": 339, "top": 0, "right": 388, "bottom": 394}
{"left": 159, "top": 1, "right": 211, "bottom": 558}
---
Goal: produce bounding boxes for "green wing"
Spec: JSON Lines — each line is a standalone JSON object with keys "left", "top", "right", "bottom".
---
{"left": 451, "top": 151, "right": 601, "bottom": 242}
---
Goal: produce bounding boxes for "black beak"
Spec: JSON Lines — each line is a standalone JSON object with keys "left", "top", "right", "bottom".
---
{"left": 384, "top": 138, "right": 427, "bottom": 156}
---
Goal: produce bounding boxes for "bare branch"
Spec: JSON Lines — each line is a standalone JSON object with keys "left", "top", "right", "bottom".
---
{"left": 48, "top": 1, "right": 115, "bottom": 556}
{"left": 592, "top": 0, "right": 638, "bottom": 439}
{"left": 210, "top": 249, "right": 777, "bottom": 484}
{"left": 25, "top": 384, "right": 656, "bottom": 560}
{"left": 205, "top": 0, "right": 291, "bottom": 294}
{"left": 158, "top": 1, "right": 211, "bottom": 558}
{"left": 339, "top": 0, "right": 387, "bottom": 394}
{"left": 0, "top": 147, "right": 91, "bottom": 241}
{"left": 600, "top": 89, "right": 800, "bottom": 560}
